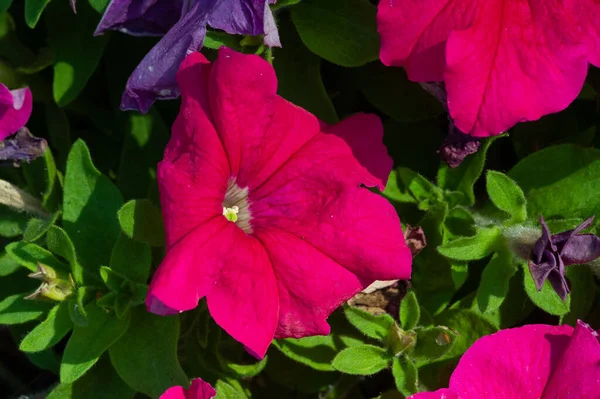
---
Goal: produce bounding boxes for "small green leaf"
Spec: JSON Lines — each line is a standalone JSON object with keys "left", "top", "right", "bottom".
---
{"left": 410, "top": 326, "right": 457, "bottom": 362}
{"left": 0, "top": 252, "right": 20, "bottom": 276}
{"left": 331, "top": 344, "right": 391, "bottom": 375}
{"left": 25, "top": 0, "right": 51, "bottom": 28}
{"left": 47, "top": 0, "right": 109, "bottom": 106}
{"left": 109, "top": 308, "right": 187, "bottom": 398}
{"left": 110, "top": 234, "right": 151, "bottom": 283}
{"left": 63, "top": 140, "right": 123, "bottom": 271}
{"left": 20, "top": 302, "right": 73, "bottom": 352}
{"left": 46, "top": 225, "right": 88, "bottom": 284}
{"left": 216, "top": 337, "right": 268, "bottom": 378}
{"left": 117, "top": 199, "right": 165, "bottom": 247}
{"left": 0, "top": 294, "right": 51, "bottom": 324}
{"left": 60, "top": 303, "right": 130, "bottom": 384}
{"left": 88, "top": 0, "right": 109, "bottom": 13}
{"left": 291, "top": 0, "right": 379, "bottom": 67}
{"left": 23, "top": 213, "right": 60, "bottom": 243}
{"left": 0, "top": 205, "right": 29, "bottom": 238}
{"left": 47, "top": 356, "right": 135, "bottom": 399}
{"left": 215, "top": 380, "right": 248, "bottom": 399}
{"left": 204, "top": 30, "right": 242, "bottom": 50}
{"left": 68, "top": 293, "right": 89, "bottom": 327}
{"left": 5, "top": 241, "right": 69, "bottom": 272}
{"left": 477, "top": 251, "right": 517, "bottom": 313}
{"left": 561, "top": 265, "right": 597, "bottom": 326}
{"left": 437, "top": 227, "right": 501, "bottom": 261}
{"left": 486, "top": 171, "right": 527, "bottom": 224}
{"left": 383, "top": 169, "right": 417, "bottom": 203}
{"left": 399, "top": 291, "right": 420, "bottom": 330}
{"left": 392, "top": 357, "right": 418, "bottom": 397}
{"left": 523, "top": 264, "right": 570, "bottom": 316}
{"left": 0, "top": 0, "right": 12, "bottom": 14}
{"left": 344, "top": 305, "right": 394, "bottom": 341}
{"left": 438, "top": 136, "right": 501, "bottom": 206}
{"left": 398, "top": 167, "right": 442, "bottom": 207}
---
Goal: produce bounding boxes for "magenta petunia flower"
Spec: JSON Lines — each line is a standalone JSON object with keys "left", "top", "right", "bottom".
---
{"left": 146, "top": 47, "right": 412, "bottom": 359}
{"left": 0, "top": 83, "right": 32, "bottom": 141}
{"left": 377, "top": 1, "right": 600, "bottom": 137}
{"left": 95, "top": 0, "right": 280, "bottom": 113}
{"left": 409, "top": 320, "right": 600, "bottom": 399}
{"left": 159, "top": 378, "right": 216, "bottom": 399}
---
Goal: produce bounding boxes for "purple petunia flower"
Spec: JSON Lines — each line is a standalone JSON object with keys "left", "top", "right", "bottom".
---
{"left": 94, "top": 0, "right": 280, "bottom": 113}
{"left": 529, "top": 216, "right": 600, "bottom": 301}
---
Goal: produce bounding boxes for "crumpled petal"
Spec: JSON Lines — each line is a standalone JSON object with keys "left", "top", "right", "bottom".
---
{"left": 95, "top": 0, "right": 183, "bottom": 37}
{"left": 160, "top": 378, "right": 216, "bottom": 399}
{"left": 0, "top": 85, "right": 33, "bottom": 141}
{"left": 0, "top": 127, "right": 47, "bottom": 164}
{"left": 542, "top": 321, "right": 600, "bottom": 399}
{"left": 208, "top": 0, "right": 280, "bottom": 46}
{"left": 449, "top": 324, "right": 573, "bottom": 399}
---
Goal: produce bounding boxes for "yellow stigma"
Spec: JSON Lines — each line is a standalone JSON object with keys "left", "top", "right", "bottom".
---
{"left": 223, "top": 205, "right": 240, "bottom": 222}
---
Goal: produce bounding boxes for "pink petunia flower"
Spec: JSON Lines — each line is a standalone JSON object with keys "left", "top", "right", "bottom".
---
{"left": 377, "top": 1, "right": 600, "bottom": 137}
{"left": 0, "top": 83, "right": 32, "bottom": 141}
{"left": 409, "top": 320, "right": 600, "bottom": 399}
{"left": 159, "top": 378, "right": 216, "bottom": 399}
{"left": 146, "top": 47, "right": 412, "bottom": 359}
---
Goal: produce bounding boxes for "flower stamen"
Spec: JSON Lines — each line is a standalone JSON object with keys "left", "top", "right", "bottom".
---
{"left": 223, "top": 205, "right": 240, "bottom": 222}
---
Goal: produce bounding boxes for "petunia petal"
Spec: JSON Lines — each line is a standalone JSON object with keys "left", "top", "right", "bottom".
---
{"left": 542, "top": 320, "right": 600, "bottom": 399}
{"left": 408, "top": 389, "right": 460, "bottom": 399}
{"left": 251, "top": 131, "right": 412, "bottom": 283}
{"left": 206, "top": 228, "right": 279, "bottom": 359}
{"left": 445, "top": 0, "right": 588, "bottom": 136}
{"left": 377, "top": 0, "right": 478, "bottom": 81}
{"left": 208, "top": 48, "right": 321, "bottom": 190}
{"left": 567, "top": 0, "right": 600, "bottom": 67}
{"left": 321, "top": 113, "right": 391, "bottom": 190}
{"left": 159, "top": 378, "right": 216, "bottom": 399}
{"left": 255, "top": 228, "right": 363, "bottom": 338}
{"left": 120, "top": 0, "right": 215, "bottom": 113}
{"left": 449, "top": 324, "right": 573, "bottom": 399}
{"left": 159, "top": 52, "right": 230, "bottom": 247}
{"left": 95, "top": 0, "right": 183, "bottom": 37}
{"left": 560, "top": 234, "right": 600, "bottom": 265}
{"left": 0, "top": 86, "right": 33, "bottom": 141}
{"left": 208, "top": 0, "right": 280, "bottom": 46}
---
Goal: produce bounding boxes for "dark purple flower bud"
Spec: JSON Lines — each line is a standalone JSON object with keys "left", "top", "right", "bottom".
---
{"left": 528, "top": 216, "right": 600, "bottom": 301}
{"left": 95, "top": 0, "right": 280, "bottom": 113}
{"left": 70, "top": 0, "right": 77, "bottom": 13}
{"left": 0, "top": 127, "right": 47, "bottom": 165}
{"left": 419, "top": 82, "right": 481, "bottom": 168}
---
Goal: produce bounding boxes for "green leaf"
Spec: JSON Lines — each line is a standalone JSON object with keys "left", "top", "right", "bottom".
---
{"left": 410, "top": 326, "right": 457, "bottom": 363}
{"left": 203, "top": 30, "right": 242, "bottom": 50}
{"left": 22, "top": 148, "right": 61, "bottom": 212}
{"left": 523, "top": 264, "right": 570, "bottom": 316}
{"left": 343, "top": 305, "right": 394, "bottom": 341}
{"left": 68, "top": 291, "right": 89, "bottom": 327}
{"left": 0, "top": 294, "right": 51, "bottom": 324}
{"left": 109, "top": 234, "right": 151, "bottom": 283}
{"left": 25, "top": 0, "right": 51, "bottom": 28}
{"left": 398, "top": 167, "right": 442, "bottom": 207}
{"left": 23, "top": 213, "right": 60, "bottom": 243}
{"left": 561, "top": 266, "right": 597, "bottom": 326}
{"left": 0, "top": 0, "right": 12, "bottom": 14}
{"left": 60, "top": 303, "right": 130, "bottom": 384}
{"left": 117, "top": 109, "right": 169, "bottom": 200}
{"left": 20, "top": 302, "right": 73, "bottom": 352}
{"left": 63, "top": 140, "right": 123, "bottom": 271}
{"left": 486, "top": 171, "right": 527, "bottom": 224}
{"left": 382, "top": 169, "right": 417, "bottom": 203}
{"left": 5, "top": 241, "right": 69, "bottom": 272}
{"left": 47, "top": 0, "right": 109, "bottom": 106}
{"left": 215, "top": 380, "right": 248, "bottom": 399}
{"left": 355, "top": 63, "right": 443, "bottom": 122}
{"left": 331, "top": 344, "right": 391, "bottom": 375}
{"left": 0, "top": 205, "right": 29, "bottom": 238}
{"left": 477, "top": 251, "right": 517, "bottom": 314}
{"left": 88, "top": 0, "right": 109, "bottom": 13}
{"left": 109, "top": 308, "right": 187, "bottom": 397}
{"left": 509, "top": 144, "right": 600, "bottom": 220}
{"left": 216, "top": 335, "right": 268, "bottom": 378}
{"left": 274, "top": 15, "right": 338, "bottom": 124}
{"left": 117, "top": 199, "right": 165, "bottom": 247}
{"left": 438, "top": 136, "right": 500, "bottom": 206}
{"left": 47, "top": 356, "right": 134, "bottom": 399}
{"left": 437, "top": 227, "right": 501, "bottom": 261}
{"left": 46, "top": 225, "right": 89, "bottom": 284}
{"left": 291, "top": 0, "right": 379, "bottom": 67}
{"left": 271, "top": 0, "right": 301, "bottom": 11}
{"left": 0, "top": 251, "right": 20, "bottom": 276}
{"left": 400, "top": 291, "right": 420, "bottom": 330}
{"left": 392, "top": 357, "right": 418, "bottom": 397}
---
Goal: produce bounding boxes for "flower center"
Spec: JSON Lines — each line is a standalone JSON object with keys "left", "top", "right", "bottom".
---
{"left": 222, "top": 178, "right": 252, "bottom": 234}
